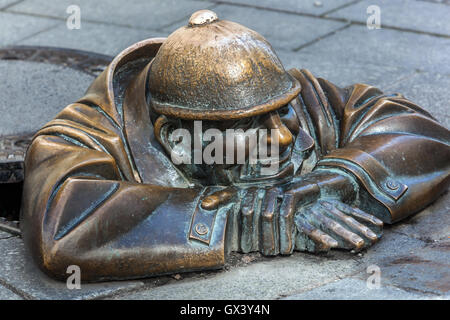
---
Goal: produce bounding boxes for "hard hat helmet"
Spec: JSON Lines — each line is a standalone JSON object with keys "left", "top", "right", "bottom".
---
{"left": 148, "top": 10, "right": 301, "bottom": 120}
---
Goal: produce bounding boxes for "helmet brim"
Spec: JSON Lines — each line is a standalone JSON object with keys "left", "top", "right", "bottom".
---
{"left": 150, "top": 77, "right": 301, "bottom": 121}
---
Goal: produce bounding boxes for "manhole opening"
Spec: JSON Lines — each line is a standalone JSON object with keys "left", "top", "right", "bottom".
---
{"left": 0, "top": 46, "right": 112, "bottom": 236}
{"left": 0, "top": 182, "right": 22, "bottom": 222}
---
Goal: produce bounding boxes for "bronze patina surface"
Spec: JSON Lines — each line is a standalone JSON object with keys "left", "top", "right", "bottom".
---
{"left": 21, "top": 10, "right": 450, "bottom": 282}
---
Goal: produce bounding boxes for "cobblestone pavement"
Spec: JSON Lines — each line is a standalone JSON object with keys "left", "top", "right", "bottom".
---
{"left": 0, "top": 0, "right": 449, "bottom": 300}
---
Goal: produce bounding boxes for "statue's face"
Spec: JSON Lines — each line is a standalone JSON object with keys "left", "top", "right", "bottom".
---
{"left": 154, "top": 103, "right": 304, "bottom": 186}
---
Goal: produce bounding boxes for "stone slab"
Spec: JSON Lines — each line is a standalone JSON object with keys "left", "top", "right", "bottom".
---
{"left": 0, "top": 12, "right": 58, "bottom": 47}
{"left": 0, "top": 0, "right": 17, "bottom": 10}
{"left": 359, "top": 194, "right": 450, "bottom": 297}
{"left": 212, "top": 0, "right": 357, "bottom": 16}
{"left": 283, "top": 278, "right": 433, "bottom": 299}
{"left": 298, "top": 25, "right": 450, "bottom": 76}
{"left": 19, "top": 21, "right": 168, "bottom": 56}
{"left": 0, "top": 60, "right": 94, "bottom": 136}
{"left": 277, "top": 49, "right": 414, "bottom": 91}
{"left": 0, "top": 235, "right": 144, "bottom": 300}
{"left": 115, "top": 227, "right": 430, "bottom": 300}
{"left": 7, "top": 0, "right": 213, "bottom": 31}
{"left": 360, "top": 241, "right": 450, "bottom": 296}
{"left": 329, "top": 0, "right": 450, "bottom": 36}
{"left": 421, "top": 0, "right": 450, "bottom": 4}
{"left": 162, "top": 4, "right": 347, "bottom": 51}
{"left": 0, "top": 231, "right": 14, "bottom": 239}
{"left": 116, "top": 252, "right": 364, "bottom": 299}
{"left": 0, "top": 284, "right": 22, "bottom": 300}
{"left": 278, "top": 50, "right": 448, "bottom": 128}
{"left": 391, "top": 192, "right": 450, "bottom": 242}
{"left": 277, "top": 51, "right": 449, "bottom": 129}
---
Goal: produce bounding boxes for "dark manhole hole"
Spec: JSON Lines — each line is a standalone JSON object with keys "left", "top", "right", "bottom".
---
{"left": 0, "top": 46, "right": 112, "bottom": 234}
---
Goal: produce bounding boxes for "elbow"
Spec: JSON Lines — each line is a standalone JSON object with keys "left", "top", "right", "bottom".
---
{"left": 32, "top": 241, "right": 77, "bottom": 282}
{"left": 24, "top": 232, "right": 81, "bottom": 282}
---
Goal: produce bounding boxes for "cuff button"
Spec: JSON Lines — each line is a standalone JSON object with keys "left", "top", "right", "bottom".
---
{"left": 386, "top": 180, "right": 400, "bottom": 191}
{"left": 195, "top": 223, "right": 209, "bottom": 236}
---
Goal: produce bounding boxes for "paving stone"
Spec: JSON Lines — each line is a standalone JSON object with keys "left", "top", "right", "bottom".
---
{"left": 0, "top": 235, "right": 144, "bottom": 300}
{"left": 0, "top": 231, "right": 14, "bottom": 239}
{"left": 7, "top": 0, "right": 213, "bottom": 31}
{"left": 363, "top": 225, "right": 428, "bottom": 262}
{"left": 0, "top": 60, "right": 94, "bottom": 136}
{"left": 117, "top": 251, "right": 365, "bottom": 299}
{"left": 277, "top": 49, "right": 414, "bottom": 91}
{"left": 298, "top": 25, "right": 450, "bottom": 75}
{"left": 283, "top": 278, "right": 433, "bottom": 299}
{"left": 0, "top": 0, "right": 18, "bottom": 10}
{"left": 162, "top": 4, "right": 347, "bottom": 51}
{"left": 353, "top": 195, "right": 450, "bottom": 297}
{"left": 391, "top": 192, "right": 450, "bottom": 242}
{"left": 386, "top": 72, "right": 450, "bottom": 129}
{"left": 0, "top": 284, "right": 22, "bottom": 300}
{"left": 19, "top": 21, "right": 167, "bottom": 56}
{"left": 212, "top": 0, "right": 357, "bottom": 16}
{"left": 358, "top": 240, "right": 450, "bottom": 296}
{"left": 421, "top": 0, "right": 450, "bottom": 4}
{"left": 277, "top": 51, "right": 449, "bottom": 128}
{"left": 329, "top": 0, "right": 450, "bottom": 36}
{"left": 0, "top": 12, "right": 58, "bottom": 46}
{"left": 117, "top": 221, "right": 438, "bottom": 299}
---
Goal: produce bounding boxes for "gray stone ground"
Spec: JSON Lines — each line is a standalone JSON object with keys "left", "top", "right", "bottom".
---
{"left": 0, "top": 0, "right": 449, "bottom": 300}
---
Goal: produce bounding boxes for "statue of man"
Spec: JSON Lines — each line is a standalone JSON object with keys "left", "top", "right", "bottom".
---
{"left": 21, "top": 10, "right": 450, "bottom": 281}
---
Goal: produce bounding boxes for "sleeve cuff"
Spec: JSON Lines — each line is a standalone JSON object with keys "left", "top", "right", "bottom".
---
{"left": 316, "top": 148, "right": 408, "bottom": 222}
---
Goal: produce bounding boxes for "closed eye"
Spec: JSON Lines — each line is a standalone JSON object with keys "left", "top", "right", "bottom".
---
{"left": 278, "top": 105, "right": 290, "bottom": 116}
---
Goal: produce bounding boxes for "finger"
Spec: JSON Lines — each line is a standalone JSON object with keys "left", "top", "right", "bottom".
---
{"left": 260, "top": 188, "right": 280, "bottom": 256}
{"left": 323, "top": 200, "right": 383, "bottom": 234}
{"left": 283, "top": 181, "right": 320, "bottom": 206}
{"left": 309, "top": 207, "right": 366, "bottom": 251}
{"left": 240, "top": 187, "right": 258, "bottom": 253}
{"left": 279, "top": 193, "right": 295, "bottom": 255}
{"left": 201, "top": 187, "right": 236, "bottom": 210}
{"left": 318, "top": 201, "right": 379, "bottom": 245}
{"left": 295, "top": 213, "right": 338, "bottom": 252}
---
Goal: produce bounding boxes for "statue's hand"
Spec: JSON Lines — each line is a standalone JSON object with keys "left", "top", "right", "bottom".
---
{"left": 294, "top": 199, "right": 383, "bottom": 253}
{"left": 201, "top": 187, "right": 236, "bottom": 210}
{"left": 248, "top": 171, "right": 384, "bottom": 255}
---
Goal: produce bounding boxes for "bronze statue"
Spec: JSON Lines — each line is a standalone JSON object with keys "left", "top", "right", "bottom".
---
{"left": 21, "top": 10, "right": 450, "bottom": 281}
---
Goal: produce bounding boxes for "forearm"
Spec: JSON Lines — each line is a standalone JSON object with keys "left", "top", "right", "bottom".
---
{"left": 24, "top": 177, "right": 233, "bottom": 281}
{"left": 289, "top": 168, "right": 359, "bottom": 207}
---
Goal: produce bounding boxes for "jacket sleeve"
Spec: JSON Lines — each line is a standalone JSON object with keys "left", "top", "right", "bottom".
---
{"left": 291, "top": 68, "right": 450, "bottom": 223}
{"left": 21, "top": 103, "right": 230, "bottom": 282}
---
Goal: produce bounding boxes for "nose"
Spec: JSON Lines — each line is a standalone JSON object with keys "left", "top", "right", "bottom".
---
{"left": 264, "top": 111, "right": 293, "bottom": 149}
